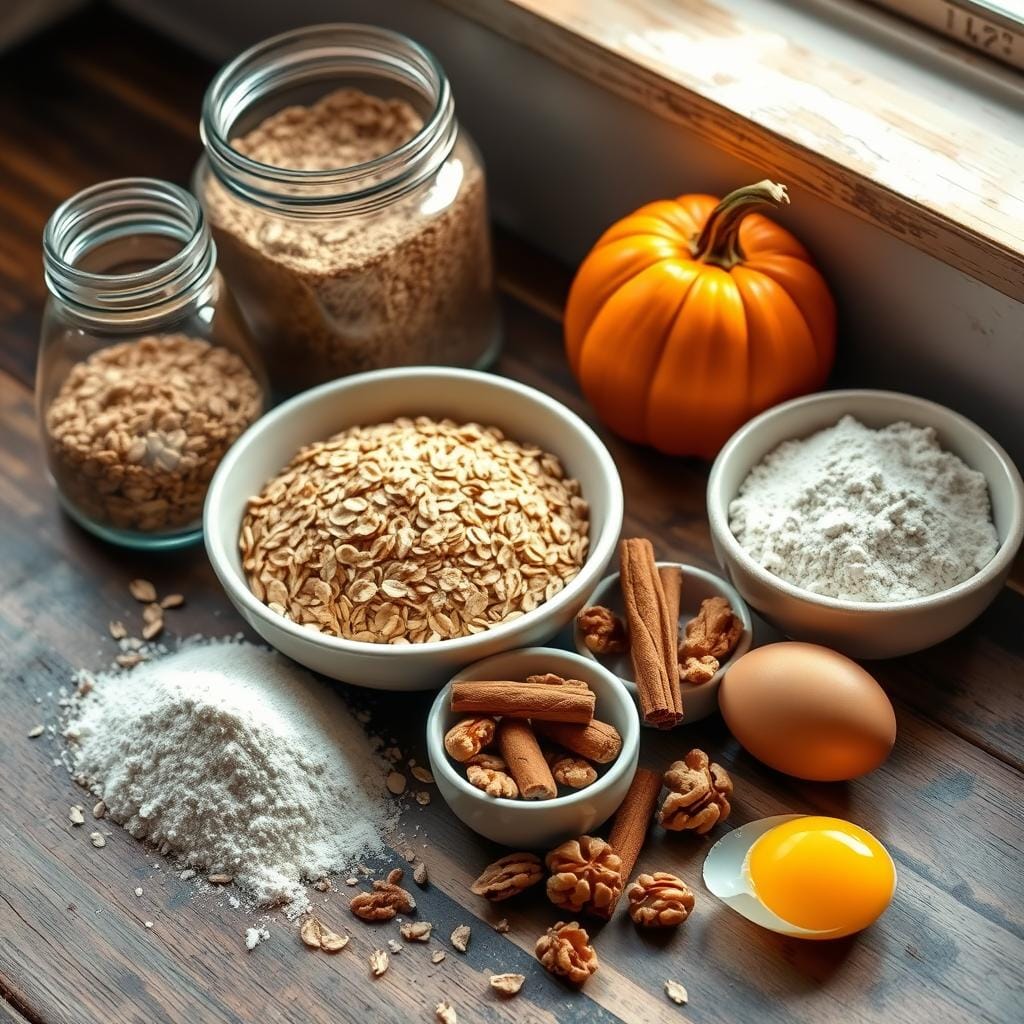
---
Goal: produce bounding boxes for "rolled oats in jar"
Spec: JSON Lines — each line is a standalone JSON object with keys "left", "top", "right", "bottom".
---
{"left": 37, "top": 178, "right": 266, "bottom": 549}
{"left": 195, "top": 25, "right": 500, "bottom": 396}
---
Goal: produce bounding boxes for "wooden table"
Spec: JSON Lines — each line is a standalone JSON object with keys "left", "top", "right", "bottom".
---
{"left": 1, "top": 10, "right": 1021, "bottom": 1024}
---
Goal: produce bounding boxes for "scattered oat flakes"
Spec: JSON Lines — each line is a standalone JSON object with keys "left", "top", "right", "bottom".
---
{"left": 27, "top": 725, "right": 44, "bottom": 739}
{"left": 400, "top": 921, "right": 432, "bottom": 942}
{"left": 108, "top": 620, "right": 127, "bottom": 640}
{"left": 493, "top": 918, "right": 510, "bottom": 933}
{"left": 90, "top": 832, "right": 106, "bottom": 848}
{"left": 346, "top": 877, "right": 358, "bottom": 886}
{"left": 129, "top": 579, "right": 157, "bottom": 603}
{"left": 300, "top": 916, "right": 349, "bottom": 952}
{"left": 134, "top": 887, "right": 143, "bottom": 897}
{"left": 411, "top": 766, "right": 434, "bottom": 784}
{"left": 450, "top": 924, "right": 471, "bottom": 952}
{"left": 357, "top": 864, "right": 371, "bottom": 876}
{"left": 387, "top": 938, "right": 402, "bottom": 954}
{"left": 369, "top": 948, "right": 389, "bottom": 977}
{"left": 160, "top": 593, "right": 185, "bottom": 609}
{"left": 431, "top": 949, "right": 446, "bottom": 964}
{"left": 313, "top": 879, "right": 330, "bottom": 892}
{"left": 665, "top": 980, "right": 688, "bottom": 1005}
{"left": 179, "top": 869, "right": 196, "bottom": 880}
{"left": 69, "top": 806, "right": 85, "bottom": 825}
{"left": 413, "top": 862, "right": 429, "bottom": 886}
{"left": 436, "top": 1001, "right": 457, "bottom": 1024}
{"left": 116, "top": 653, "right": 144, "bottom": 669}
{"left": 207, "top": 873, "right": 233, "bottom": 885}
{"left": 489, "top": 973, "right": 525, "bottom": 996}
{"left": 400, "top": 846, "right": 417, "bottom": 863}
{"left": 144, "top": 920, "right": 153, "bottom": 928}
{"left": 93, "top": 800, "right": 106, "bottom": 819}
{"left": 142, "top": 603, "right": 163, "bottom": 625}
{"left": 386, "top": 771, "right": 407, "bottom": 795}
{"left": 415, "top": 792, "right": 431, "bottom": 806}
{"left": 142, "top": 619, "right": 164, "bottom": 641}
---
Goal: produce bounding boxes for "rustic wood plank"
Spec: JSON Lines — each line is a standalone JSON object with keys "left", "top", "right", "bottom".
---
{"left": 438, "top": 0, "right": 1024, "bottom": 302}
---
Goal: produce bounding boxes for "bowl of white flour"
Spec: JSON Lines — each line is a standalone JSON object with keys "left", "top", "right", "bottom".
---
{"left": 707, "top": 390, "right": 1023, "bottom": 658}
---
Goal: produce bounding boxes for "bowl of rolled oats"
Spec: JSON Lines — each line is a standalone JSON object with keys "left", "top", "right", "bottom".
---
{"left": 204, "top": 367, "right": 623, "bottom": 689}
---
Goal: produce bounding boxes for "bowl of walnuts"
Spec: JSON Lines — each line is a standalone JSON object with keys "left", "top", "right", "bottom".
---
{"left": 426, "top": 647, "right": 640, "bottom": 848}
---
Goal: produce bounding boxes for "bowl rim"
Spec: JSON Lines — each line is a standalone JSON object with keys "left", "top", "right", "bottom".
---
{"left": 707, "top": 388, "right": 1024, "bottom": 614}
{"left": 204, "top": 366, "right": 625, "bottom": 656}
{"left": 572, "top": 561, "right": 754, "bottom": 692}
{"left": 427, "top": 647, "right": 641, "bottom": 811}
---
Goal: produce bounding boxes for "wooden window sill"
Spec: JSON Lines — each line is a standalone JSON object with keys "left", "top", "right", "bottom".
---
{"left": 439, "top": 0, "right": 1024, "bottom": 301}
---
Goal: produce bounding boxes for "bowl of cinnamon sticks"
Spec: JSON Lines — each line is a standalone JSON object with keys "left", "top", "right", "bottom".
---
{"left": 573, "top": 539, "right": 752, "bottom": 725}
{"left": 426, "top": 648, "right": 640, "bottom": 848}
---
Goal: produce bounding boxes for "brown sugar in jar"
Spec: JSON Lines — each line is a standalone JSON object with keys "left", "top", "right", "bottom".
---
{"left": 196, "top": 28, "right": 500, "bottom": 395}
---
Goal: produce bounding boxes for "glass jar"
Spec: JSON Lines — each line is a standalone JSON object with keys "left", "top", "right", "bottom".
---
{"left": 38, "top": 178, "right": 267, "bottom": 549}
{"left": 194, "top": 24, "right": 500, "bottom": 397}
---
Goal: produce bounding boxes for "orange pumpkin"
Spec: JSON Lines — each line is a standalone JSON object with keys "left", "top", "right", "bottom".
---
{"left": 565, "top": 180, "right": 836, "bottom": 458}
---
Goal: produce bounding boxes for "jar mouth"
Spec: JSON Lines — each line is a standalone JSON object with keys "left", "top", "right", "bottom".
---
{"left": 43, "top": 178, "right": 216, "bottom": 322}
{"left": 199, "top": 23, "right": 457, "bottom": 216}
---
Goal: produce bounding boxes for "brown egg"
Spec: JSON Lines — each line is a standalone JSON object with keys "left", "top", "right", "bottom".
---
{"left": 719, "top": 642, "right": 896, "bottom": 781}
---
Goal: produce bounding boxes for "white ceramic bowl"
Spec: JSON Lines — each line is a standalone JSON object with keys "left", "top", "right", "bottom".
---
{"left": 204, "top": 367, "right": 624, "bottom": 689}
{"left": 708, "top": 390, "right": 1024, "bottom": 659}
{"left": 573, "top": 563, "right": 752, "bottom": 723}
{"left": 427, "top": 648, "right": 640, "bottom": 848}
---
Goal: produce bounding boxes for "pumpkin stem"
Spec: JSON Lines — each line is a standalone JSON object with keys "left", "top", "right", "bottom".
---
{"left": 693, "top": 179, "right": 789, "bottom": 268}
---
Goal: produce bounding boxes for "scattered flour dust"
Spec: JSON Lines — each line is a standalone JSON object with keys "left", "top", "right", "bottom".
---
{"left": 729, "top": 415, "right": 999, "bottom": 602}
{"left": 63, "top": 639, "right": 397, "bottom": 916}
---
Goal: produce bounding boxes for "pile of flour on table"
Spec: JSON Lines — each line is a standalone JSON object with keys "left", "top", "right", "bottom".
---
{"left": 64, "top": 639, "right": 396, "bottom": 915}
{"left": 729, "top": 415, "right": 999, "bottom": 602}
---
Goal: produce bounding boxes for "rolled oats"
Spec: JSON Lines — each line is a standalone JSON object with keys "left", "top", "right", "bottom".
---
{"left": 240, "top": 418, "right": 589, "bottom": 643}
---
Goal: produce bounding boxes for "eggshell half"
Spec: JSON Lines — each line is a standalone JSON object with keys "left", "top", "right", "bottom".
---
{"left": 719, "top": 642, "right": 896, "bottom": 781}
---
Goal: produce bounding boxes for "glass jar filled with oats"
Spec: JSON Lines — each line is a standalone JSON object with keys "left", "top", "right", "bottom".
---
{"left": 193, "top": 24, "right": 500, "bottom": 396}
{"left": 37, "top": 177, "right": 267, "bottom": 549}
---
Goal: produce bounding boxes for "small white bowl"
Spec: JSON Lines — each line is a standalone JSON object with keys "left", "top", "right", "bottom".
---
{"left": 708, "top": 389, "right": 1024, "bottom": 659}
{"left": 204, "top": 367, "right": 624, "bottom": 690}
{"left": 573, "top": 563, "right": 753, "bottom": 723}
{"left": 427, "top": 648, "right": 640, "bottom": 848}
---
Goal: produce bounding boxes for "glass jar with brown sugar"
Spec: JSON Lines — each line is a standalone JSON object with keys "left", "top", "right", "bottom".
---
{"left": 193, "top": 24, "right": 501, "bottom": 397}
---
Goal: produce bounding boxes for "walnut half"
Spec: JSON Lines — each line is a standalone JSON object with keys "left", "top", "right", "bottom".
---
{"left": 627, "top": 872, "right": 695, "bottom": 927}
{"left": 467, "top": 763, "right": 518, "bottom": 798}
{"left": 535, "top": 921, "right": 598, "bottom": 985}
{"left": 444, "top": 717, "right": 497, "bottom": 762}
{"left": 577, "top": 605, "right": 628, "bottom": 655}
{"left": 350, "top": 868, "right": 417, "bottom": 921}
{"left": 545, "top": 836, "right": 621, "bottom": 918}
{"left": 470, "top": 852, "right": 544, "bottom": 901}
{"left": 659, "top": 749, "right": 733, "bottom": 834}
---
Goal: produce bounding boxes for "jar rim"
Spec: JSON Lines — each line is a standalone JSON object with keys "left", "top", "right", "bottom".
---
{"left": 199, "top": 23, "right": 458, "bottom": 215}
{"left": 43, "top": 178, "right": 216, "bottom": 323}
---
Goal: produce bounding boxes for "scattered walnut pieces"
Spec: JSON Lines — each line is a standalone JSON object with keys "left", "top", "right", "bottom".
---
{"left": 681, "top": 654, "right": 719, "bottom": 684}
{"left": 450, "top": 924, "right": 471, "bottom": 952}
{"left": 350, "top": 869, "right": 416, "bottom": 921}
{"left": 89, "top": 831, "right": 106, "bottom": 848}
{"left": 665, "top": 979, "right": 688, "bottom": 1005}
{"left": 387, "top": 938, "right": 402, "bottom": 954}
{"left": 627, "top": 872, "right": 695, "bottom": 927}
{"left": 128, "top": 578, "right": 157, "bottom": 603}
{"left": 659, "top": 749, "right": 733, "bottom": 834}
{"left": 431, "top": 949, "right": 446, "bottom": 964}
{"left": 369, "top": 948, "right": 389, "bottom": 977}
{"left": 68, "top": 806, "right": 85, "bottom": 826}
{"left": 470, "top": 853, "right": 544, "bottom": 901}
{"left": 93, "top": 801, "right": 106, "bottom": 819}
{"left": 415, "top": 791, "right": 431, "bottom": 806}
{"left": 681, "top": 596, "right": 742, "bottom": 661}
{"left": 207, "top": 873, "right": 233, "bottom": 885}
{"left": 465, "top": 751, "right": 506, "bottom": 771}
{"left": 535, "top": 921, "right": 598, "bottom": 985}
{"left": 493, "top": 918, "right": 510, "bottom": 934}
{"left": 545, "top": 836, "right": 622, "bottom": 918}
{"left": 577, "top": 604, "right": 628, "bottom": 654}
{"left": 435, "top": 1000, "right": 457, "bottom": 1024}
{"left": 489, "top": 973, "right": 525, "bottom": 996}
{"left": 545, "top": 750, "right": 598, "bottom": 789}
{"left": 300, "top": 916, "right": 349, "bottom": 952}
{"left": 413, "top": 861, "right": 429, "bottom": 886}
{"left": 444, "top": 717, "right": 496, "bottom": 762}
{"left": 400, "top": 921, "right": 432, "bottom": 942}
{"left": 467, "top": 763, "right": 518, "bottom": 798}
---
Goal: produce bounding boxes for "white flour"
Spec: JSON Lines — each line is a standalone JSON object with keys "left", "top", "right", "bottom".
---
{"left": 64, "top": 640, "right": 396, "bottom": 915}
{"left": 729, "top": 415, "right": 998, "bottom": 602}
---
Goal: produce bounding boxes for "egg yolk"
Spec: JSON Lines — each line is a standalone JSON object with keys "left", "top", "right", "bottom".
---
{"left": 745, "top": 816, "right": 894, "bottom": 937}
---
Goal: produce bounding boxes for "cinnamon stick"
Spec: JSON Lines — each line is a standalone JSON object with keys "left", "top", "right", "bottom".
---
{"left": 619, "top": 539, "right": 683, "bottom": 727}
{"left": 607, "top": 767, "right": 663, "bottom": 905}
{"left": 496, "top": 718, "right": 557, "bottom": 799}
{"left": 532, "top": 719, "right": 622, "bottom": 764}
{"left": 451, "top": 681, "right": 595, "bottom": 723}
{"left": 658, "top": 565, "right": 683, "bottom": 650}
